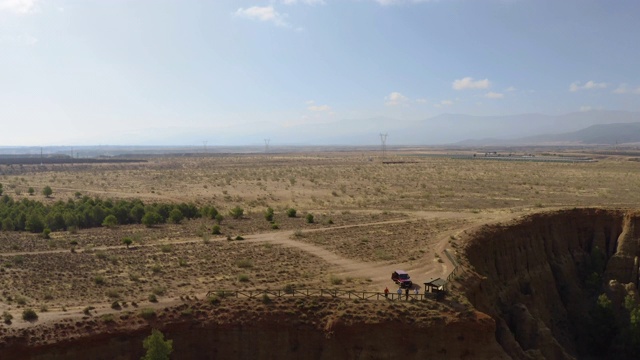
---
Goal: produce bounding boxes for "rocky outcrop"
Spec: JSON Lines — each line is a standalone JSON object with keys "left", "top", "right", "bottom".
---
{"left": 461, "top": 208, "right": 640, "bottom": 359}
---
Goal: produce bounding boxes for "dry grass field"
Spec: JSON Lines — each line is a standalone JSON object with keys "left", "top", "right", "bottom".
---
{"left": 1, "top": 149, "right": 640, "bottom": 329}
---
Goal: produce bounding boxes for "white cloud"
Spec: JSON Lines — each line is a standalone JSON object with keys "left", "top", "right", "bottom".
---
{"left": 282, "top": 0, "right": 325, "bottom": 5}
{"left": 0, "top": 0, "right": 37, "bottom": 14}
{"left": 434, "top": 99, "right": 453, "bottom": 108}
{"left": 569, "top": 80, "right": 607, "bottom": 92}
{"left": 306, "top": 100, "right": 331, "bottom": 112}
{"left": 415, "top": 98, "right": 428, "bottom": 104}
{"left": 505, "top": 86, "right": 516, "bottom": 92}
{"left": 484, "top": 92, "right": 504, "bottom": 99}
{"left": 452, "top": 77, "right": 491, "bottom": 90}
{"left": 235, "top": 6, "right": 289, "bottom": 27}
{"left": 375, "top": 0, "right": 436, "bottom": 5}
{"left": 384, "top": 92, "right": 408, "bottom": 106}
{"left": 580, "top": 106, "right": 592, "bottom": 112}
{"left": 613, "top": 84, "right": 640, "bottom": 95}
{"left": 308, "top": 104, "right": 331, "bottom": 112}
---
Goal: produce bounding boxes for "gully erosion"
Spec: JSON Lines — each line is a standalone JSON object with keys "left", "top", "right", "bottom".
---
{"left": 462, "top": 208, "right": 640, "bottom": 359}
{"left": 3, "top": 208, "right": 640, "bottom": 359}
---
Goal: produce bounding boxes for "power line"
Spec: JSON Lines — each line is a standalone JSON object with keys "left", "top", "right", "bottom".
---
{"left": 379, "top": 133, "right": 388, "bottom": 159}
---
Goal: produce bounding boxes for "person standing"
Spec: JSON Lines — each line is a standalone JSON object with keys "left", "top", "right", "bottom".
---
{"left": 384, "top": 287, "right": 389, "bottom": 298}
{"left": 396, "top": 287, "right": 402, "bottom": 299}
{"left": 405, "top": 287, "right": 409, "bottom": 300}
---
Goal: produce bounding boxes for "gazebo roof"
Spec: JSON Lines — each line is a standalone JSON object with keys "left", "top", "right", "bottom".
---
{"left": 424, "top": 278, "right": 447, "bottom": 287}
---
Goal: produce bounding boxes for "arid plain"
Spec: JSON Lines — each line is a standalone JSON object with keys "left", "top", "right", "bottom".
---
{"left": 1, "top": 148, "right": 640, "bottom": 358}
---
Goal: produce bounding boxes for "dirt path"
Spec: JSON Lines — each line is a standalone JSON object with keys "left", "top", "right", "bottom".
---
{"left": 1, "top": 209, "right": 519, "bottom": 330}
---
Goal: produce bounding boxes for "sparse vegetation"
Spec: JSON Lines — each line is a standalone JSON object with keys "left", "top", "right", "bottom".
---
{"left": 22, "top": 308, "right": 38, "bottom": 321}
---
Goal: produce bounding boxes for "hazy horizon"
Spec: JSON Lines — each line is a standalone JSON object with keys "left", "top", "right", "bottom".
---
{"left": 2, "top": 0, "right": 639, "bottom": 146}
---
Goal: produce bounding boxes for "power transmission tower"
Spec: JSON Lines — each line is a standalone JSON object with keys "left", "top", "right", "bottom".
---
{"left": 203, "top": 141, "right": 208, "bottom": 154}
{"left": 379, "top": 133, "right": 388, "bottom": 159}
{"left": 264, "top": 139, "right": 270, "bottom": 153}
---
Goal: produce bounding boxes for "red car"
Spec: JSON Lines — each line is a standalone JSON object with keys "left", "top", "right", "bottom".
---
{"left": 391, "top": 270, "right": 412, "bottom": 289}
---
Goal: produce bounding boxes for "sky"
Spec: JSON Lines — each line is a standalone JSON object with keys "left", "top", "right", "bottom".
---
{"left": 1, "top": 0, "right": 639, "bottom": 146}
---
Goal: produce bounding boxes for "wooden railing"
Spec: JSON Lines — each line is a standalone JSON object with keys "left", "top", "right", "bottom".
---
{"left": 205, "top": 288, "right": 438, "bottom": 301}
{"left": 203, "top": 250, "right": 462, "bottom": 302}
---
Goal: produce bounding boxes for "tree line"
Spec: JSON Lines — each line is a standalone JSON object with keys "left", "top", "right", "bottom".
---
{"left": 0, "top": 192, "right": 218, "bottom": 233}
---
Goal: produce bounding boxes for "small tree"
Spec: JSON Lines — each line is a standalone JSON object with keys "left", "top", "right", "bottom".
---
{"left": 286, "top": 208, "right": 297, "bottom": 218}
{"left": 306, "top": 213, "right": 314, "bottom": 224}
{"left": 215, "top": 213, "right": 224, "bottom": 224}
{"left": 141, "top": 329, "right": 173, "bottom": 360}
{"left": 168, "top": 209, "right": 184, "bottom": 224}
{"left": 264, "top": 207, "right": 274, "bottom": 222}
{"left": 42, "top": 186, "right": 53, "bottom": 198}
{"left": 122, "top": 237, "right": 133, "bottom": 249}
{"left": 28, "top": 187, "right": 35, "bottom": 196}
{"left": 142, "top": 212, "right": 163, "bottom": 228}
{"left": 229, "top": 206, "right": 244, "bottom": 219}
{"left": 102, "top": 215, "right": 118, "bottom": 228}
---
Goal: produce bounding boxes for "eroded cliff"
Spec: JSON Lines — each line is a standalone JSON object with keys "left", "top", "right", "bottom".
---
{"left": 0, "top": 297, "right": 508, "bottom": 360}
{"left": 461, "top": 208, "right": 640, "bottom": 359}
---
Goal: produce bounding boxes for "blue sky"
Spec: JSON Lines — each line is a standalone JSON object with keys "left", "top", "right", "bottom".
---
{"left": 1, "top": 0, "right": 639, "bottom": 146}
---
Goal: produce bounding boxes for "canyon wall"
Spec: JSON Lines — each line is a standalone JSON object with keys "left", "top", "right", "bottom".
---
{"left": 462, "top": 208, "right": 640, "bottom": 359}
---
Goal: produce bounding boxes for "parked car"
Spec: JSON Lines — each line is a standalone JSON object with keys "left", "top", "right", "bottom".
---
{"left": 391, "top": 270, "right": 412, "bottom": 289}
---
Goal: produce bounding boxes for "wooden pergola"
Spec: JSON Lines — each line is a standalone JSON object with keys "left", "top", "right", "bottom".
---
{"left": 424, "top": 278, "right": 447, "bottom": 293}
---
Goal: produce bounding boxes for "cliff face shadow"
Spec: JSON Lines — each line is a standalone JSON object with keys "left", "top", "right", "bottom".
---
{"left": 462, "top": 208, "right": 640, "bottom": 359}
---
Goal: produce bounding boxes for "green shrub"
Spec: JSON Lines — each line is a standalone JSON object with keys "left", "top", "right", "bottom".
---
{"left": 148, "top": 294, "right": 158, "bottom": 303}
{"left": 142, "top": 211, "right": 163, "bottom": 227}
{"left": 22, "top": 308, "right": 38, "bottom": 321}
{"left": 94, "top": 276, "right": 106, "bottom": 285}
{"left": 168, "top": 208, "right": 184, "bottom": 224}
{"left": 111, "top": 301, "right": 121, "bottom": 310}
{"left": 305, "top": 213, "right": 314, "bottom": 223}
{"left": 264, "top": 207, "right": 274, "bottom": 222}
{"left": 102, "top": 215, "right": 118, "bottom": 228}
{"left": 140, "top": 308, "right": 156, "bottom": 319}
{"left": 42, "top": 186, "right": 53, "bottom": 198}
{"left": 235, "top": 235, "right": 244, "bottom": 240}
{"left": 142, "top": 329, "right": 173, "bottom": 360}
{"left": 238, "top": 274, "right": 249, "bottom": 282}
{"left": 236, "top": 259, "right": 253, "bottom": 268}
{"left": 2, "top": 311, "right": 13, "bottom": 324}
{"left": 330, "top": 275, "right": 343, "bottom": 285}
{"left": 122, "top": 237, "right": 133, "bottom": 249}
{"left": 212, "top": 225, "right": 221, "bottom": 235}
{"left": 229, "top": 206, "right": 244, "bottom": 219}
{"left": 286, "top": 208, "right": 297, "bottom": 218}
{"left": 271, "top": 223, "right": 279, "bottom": 230}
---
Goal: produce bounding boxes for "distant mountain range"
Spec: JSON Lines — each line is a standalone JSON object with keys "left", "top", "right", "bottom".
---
{"left": 276, "top": 110, "right": 640, "bottom": 146}
{"left": 3, "top": 110, "right": 639, "bottom": 148}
